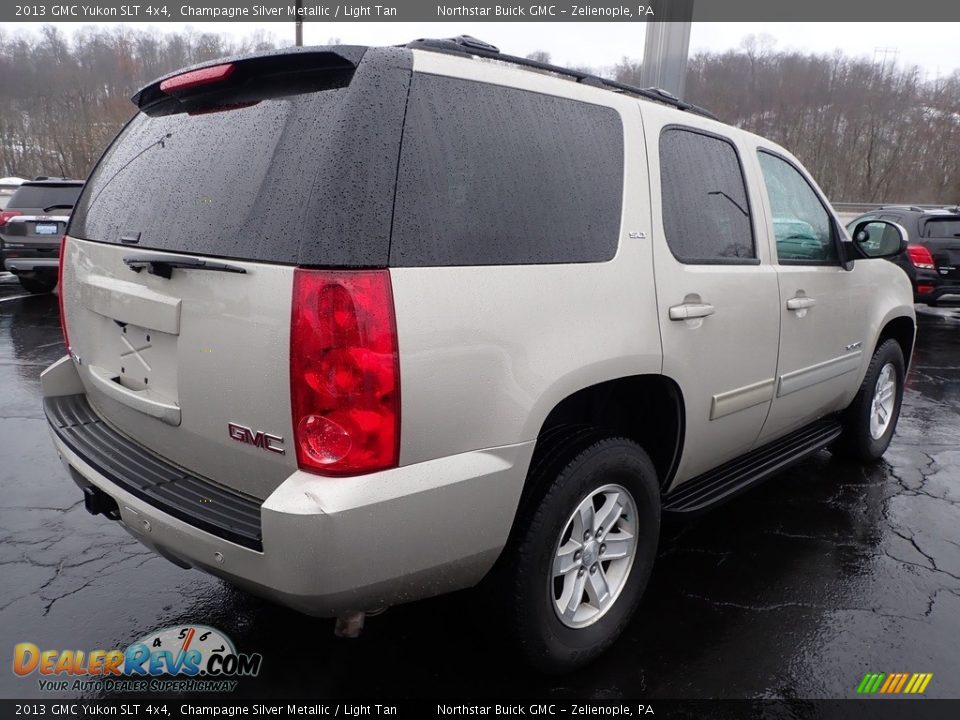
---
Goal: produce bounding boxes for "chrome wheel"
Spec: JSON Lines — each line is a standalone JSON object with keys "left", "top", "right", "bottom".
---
{"left": 551, "top": 483, "right": 638, "bottom": 629}
{"left": 869, "top": 362, "right": 897, "bottom": 440}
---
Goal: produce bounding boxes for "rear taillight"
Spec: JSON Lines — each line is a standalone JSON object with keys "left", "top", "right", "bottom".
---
{"left": 160, "top": 63, "right": 235, "bottom": 94}
{"left": 290, "top": 269, "right": 400, "bottom": 476}
{"left": 0, "top": 209, "right": 22, "bottom": 228}
{"left": 906, "top": 244, "right": 935, "bottom": 269}
{"left": 57, "top": 235, "right": 70, "bottom": 351}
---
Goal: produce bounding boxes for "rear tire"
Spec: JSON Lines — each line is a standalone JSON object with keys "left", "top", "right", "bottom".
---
{"left": 18, "top": 275, "right": 57, "bottom": 294}
{"left": 498, "top": 435, "right": 660, "bottom": 673}
{"left": 835, "top": 339, "right": 905, "bottom": 462}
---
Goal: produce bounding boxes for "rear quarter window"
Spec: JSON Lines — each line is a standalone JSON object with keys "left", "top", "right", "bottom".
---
{"left": 389, "top": 74, "right": 625, "bottom": 266}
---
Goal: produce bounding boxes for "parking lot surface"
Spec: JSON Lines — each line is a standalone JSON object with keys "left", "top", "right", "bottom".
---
{"left": 1, "top": 271, "right": 958, "bottom": 698}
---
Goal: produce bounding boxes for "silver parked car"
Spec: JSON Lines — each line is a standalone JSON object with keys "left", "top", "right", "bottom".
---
{"left": 42, "top": 37, "right": 915, "bottom": 672}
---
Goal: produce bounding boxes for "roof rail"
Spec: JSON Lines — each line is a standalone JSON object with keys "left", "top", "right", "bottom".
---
{"left": 879, "top": 204, "right": 933, "bottom": 212}
{"left": 405, "top": 36, "right": 718, "bottom": 121}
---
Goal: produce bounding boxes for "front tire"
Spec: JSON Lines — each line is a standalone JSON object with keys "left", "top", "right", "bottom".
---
{"left": 836, "top": 339, "right": 905, "bottom": 462}
{"left": 500, "top": 435, "right": 660, "bottom": 673}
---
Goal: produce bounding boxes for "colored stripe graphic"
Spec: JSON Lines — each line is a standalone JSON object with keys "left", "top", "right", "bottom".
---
{"left": 857, "top": 672, "right": 933, "bottom": 694}
{"left": 894, "top": 673, "right": 909, "bottom": 693}
{"left": 859, "top": 673, "right": 885, "bottom": 694}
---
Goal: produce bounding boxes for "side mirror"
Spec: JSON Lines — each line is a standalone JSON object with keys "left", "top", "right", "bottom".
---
{"left": 848, "top": 219, "right": 909, "bottom": 259}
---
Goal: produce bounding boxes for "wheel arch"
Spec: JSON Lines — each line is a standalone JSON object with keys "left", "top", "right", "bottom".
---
{"left": 527, "top": 374, "right": 685, "bottom": 495}
{"left": 875, "top": 312, "right": 916, "bottom": 371}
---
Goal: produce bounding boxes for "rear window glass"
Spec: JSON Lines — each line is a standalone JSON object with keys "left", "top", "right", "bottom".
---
{"left": 389, "top": 74, "right": 624, "bottom": 266}
{"left": 69, "top": 49, "right": 410, "bottom": 267}
{"left": 922, "top": 218, "right": 960, "bottom": 237}
{"left": 9, "top": 184, "right": 82, "bottom": 210}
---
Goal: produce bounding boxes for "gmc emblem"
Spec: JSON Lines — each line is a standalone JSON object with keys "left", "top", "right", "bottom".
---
{"left": 228, "top": 422, "right": 285, "bottom": 455}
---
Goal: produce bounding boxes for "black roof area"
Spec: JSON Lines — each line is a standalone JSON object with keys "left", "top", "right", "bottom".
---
{"left": 406, "top": 35, "right": 717, "bottom": 120}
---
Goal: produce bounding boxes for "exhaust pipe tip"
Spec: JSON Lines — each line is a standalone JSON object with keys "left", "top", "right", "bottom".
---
{"left": 334, "top": 611, "right": 366, "bottom": 638}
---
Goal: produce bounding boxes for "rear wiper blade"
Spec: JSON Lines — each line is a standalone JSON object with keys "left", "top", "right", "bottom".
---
{"left": 123, "top": 253, "right": 247, "bottom": 279}
{"left": 43, "top": 204, "right": 74, "bottom": 212}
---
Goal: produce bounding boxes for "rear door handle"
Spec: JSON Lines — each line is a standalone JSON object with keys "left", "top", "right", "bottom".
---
{"left": 669, "top": 302, "right": 716, "bottom": 321}
{"left": 786, "top": 296, "right": 817, "bottom": 311}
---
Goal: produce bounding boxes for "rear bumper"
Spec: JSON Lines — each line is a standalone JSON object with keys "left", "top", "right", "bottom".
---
{"left": 41, "top": 356, "right": 532, "bottom": 616}
{"left": 923, "top": 284, "right": 960, "bottom": 303}
{"left": 910, "top": 267, "right": 960, "bottom": 303}
{"left": 4, "top": 256, "right": 58, "bottom": 274}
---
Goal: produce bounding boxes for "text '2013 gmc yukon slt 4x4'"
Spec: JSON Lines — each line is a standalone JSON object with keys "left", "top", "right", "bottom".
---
{"left": 42, "top": 37, "right": 915, "bottom": 672}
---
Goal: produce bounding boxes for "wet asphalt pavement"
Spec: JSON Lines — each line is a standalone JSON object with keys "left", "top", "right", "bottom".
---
{"left": 1, "top": 270, "right": 958, "bottom": 700}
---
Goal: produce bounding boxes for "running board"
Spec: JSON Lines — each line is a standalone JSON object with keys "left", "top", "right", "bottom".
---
{"left": 662, "top": 417, "right": 843, "bottom": 513}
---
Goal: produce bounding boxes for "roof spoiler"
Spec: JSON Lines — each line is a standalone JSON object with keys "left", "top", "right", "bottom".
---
{"left": 132, "top": 46, "right": 368, "bottom": 116}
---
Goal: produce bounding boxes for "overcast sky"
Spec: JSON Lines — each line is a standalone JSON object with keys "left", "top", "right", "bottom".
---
{"left": 3, "top": 21, "right": 959, "bottom": 78}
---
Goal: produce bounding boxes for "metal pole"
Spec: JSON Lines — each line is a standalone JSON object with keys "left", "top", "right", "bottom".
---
{"left": 295, "top": 0, "right": 303, "bottom": 47}
{"left": 640, "top": 0, "right": 694, "bottom": 99}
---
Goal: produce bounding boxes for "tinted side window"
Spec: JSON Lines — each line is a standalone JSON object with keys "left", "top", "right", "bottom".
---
{"left": 659, "top": 128, "right": 755, "bottom": 263}
{"left": 757, "top": 151, "right": 838, "bottom": 264}
{"left": 922, "top": 217, "right": 960, "bottom": 237}
{"left": 390, "top": 74, "right": 624, "bottom": 266}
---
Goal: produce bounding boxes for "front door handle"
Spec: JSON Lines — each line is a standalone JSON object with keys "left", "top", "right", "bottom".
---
{"left": 669, "top": 302, "right": 716, "bottom": 321}
{"left": 786, "top": 296, "right": 817, "bottom": 311}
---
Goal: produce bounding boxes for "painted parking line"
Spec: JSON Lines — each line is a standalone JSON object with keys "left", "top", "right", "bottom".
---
{"left": 0, "top": 293, "right": 33, "bottom": 303}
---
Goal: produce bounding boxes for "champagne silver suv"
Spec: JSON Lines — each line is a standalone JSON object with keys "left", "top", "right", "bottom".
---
{"left": 42, "top": 37, "right": 915, "bottom": 672}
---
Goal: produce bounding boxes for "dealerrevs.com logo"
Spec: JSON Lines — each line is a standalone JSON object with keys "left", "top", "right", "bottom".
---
{"left": 13, "top": 625, "right": 262, "bottom": 693}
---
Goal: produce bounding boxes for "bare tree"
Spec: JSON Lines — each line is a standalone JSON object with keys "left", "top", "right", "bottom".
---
{"left": 2, "top": 28, "right": 959, "bottom": 204}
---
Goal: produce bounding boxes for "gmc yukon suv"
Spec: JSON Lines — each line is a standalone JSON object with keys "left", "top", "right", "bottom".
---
{"left": 42, "top": 38, "right": 915, "bottom": 672}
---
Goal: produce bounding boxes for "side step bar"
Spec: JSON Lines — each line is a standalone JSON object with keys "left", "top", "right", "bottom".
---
{"left": 663, "top": 417, "right": 843, "bottom": 513}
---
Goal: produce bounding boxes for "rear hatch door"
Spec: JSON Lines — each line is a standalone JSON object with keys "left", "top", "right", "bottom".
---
{"left": 920, "top": 216, "right": 960, "bottom": 280}
{"left": 62, "top": 47, "right": 410, "bottom": 499}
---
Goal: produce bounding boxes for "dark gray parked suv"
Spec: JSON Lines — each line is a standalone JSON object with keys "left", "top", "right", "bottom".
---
{"left": 0, "top": 178, "right": 83, "bottom": 293}
{"left": 846, "top": 206, "right": 960, "bottom": 305}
